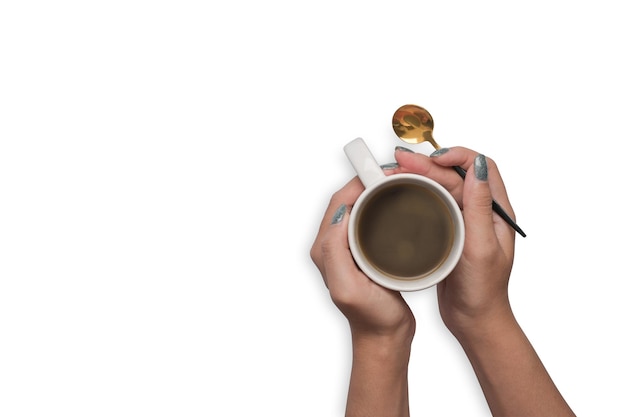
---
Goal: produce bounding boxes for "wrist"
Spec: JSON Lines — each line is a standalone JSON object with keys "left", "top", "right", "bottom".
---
{"left": 451, "top": 306, "right": 518, "bottom": 348}
{"left": 350, "top": 315, "right": 415, "bottom": 356}
{"left": 351, "top": 331, "right": 413, "bottom": 363}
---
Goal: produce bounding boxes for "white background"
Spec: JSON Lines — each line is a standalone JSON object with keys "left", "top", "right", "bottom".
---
{"left": 1, "top": 1, "right": 624, "bottom": 416}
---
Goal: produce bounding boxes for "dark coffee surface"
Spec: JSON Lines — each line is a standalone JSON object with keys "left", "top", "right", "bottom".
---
{"left": 357, "top": 183, "right": 454, "bottom": 278}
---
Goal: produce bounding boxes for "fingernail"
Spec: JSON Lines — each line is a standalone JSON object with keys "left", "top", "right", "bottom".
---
{"left": 395, "top": 146, "right": 414, "bottom": 153}
{"left": 331, "top": 204, "right": 347, "bottom": 225}
{"left": 474, "top": 154, "right": 488, "bottom": 181}
{"left": 430, "top": 148, "right": 449, "bottom": 157}
{"left": 380, "top": 162, "right": 399, "bottom": 170}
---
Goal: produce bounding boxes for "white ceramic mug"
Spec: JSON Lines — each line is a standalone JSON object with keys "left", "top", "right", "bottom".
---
{"left": 344, "top": 137, "right": 465, "bottom": 291}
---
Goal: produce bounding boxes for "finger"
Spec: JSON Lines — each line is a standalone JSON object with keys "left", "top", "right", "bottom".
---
{"left": 311, "top": 176, "right": 364, "bottom": 274}
{"left": 318, "top": 203, "right": 349, "bottom": 287}
{"left": 429, "top": 147, "right": 514, "bottom": 213}
{"left": 394, "top": 148, "right": 465, "bottom": 203}
{"left": 319, "top": 206, "right": 371, "bottom": 295}
{"left": 463, "top": 154, "right": 500, "bottom": 246}
{"left": 317, "top": 176, "right": 364, "bottom": 236}
{"left": 379, "top": 161, "right": 401, "bottom": 172}
{"left": 429, "top": 146, "right": 478, "bottom": 172}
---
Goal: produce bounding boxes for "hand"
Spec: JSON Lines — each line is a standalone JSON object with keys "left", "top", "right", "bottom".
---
{"left": 394, "top": 147, "right": 516, "bottom": 337}
{"left": 395, "top": 147, "right": 575, "bottom": 416}
{"left": 310, "top": 175, "right": 415, "bottom": 417}
{"left": 310, "top": 176, "right": 415, "bottom": 341}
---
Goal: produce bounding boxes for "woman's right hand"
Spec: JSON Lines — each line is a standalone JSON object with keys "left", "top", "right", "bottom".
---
{"left": 396, "top": 146, "right": 575, "bottom": 416}
{"left": 394, "top": 147, "right": 516, "bottom": 339}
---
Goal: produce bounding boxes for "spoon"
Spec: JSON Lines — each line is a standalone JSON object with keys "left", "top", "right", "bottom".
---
{"left": 392, "top": 104, "right": 526, "bottom": 238}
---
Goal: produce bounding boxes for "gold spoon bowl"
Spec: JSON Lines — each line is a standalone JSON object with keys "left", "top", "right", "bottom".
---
{"left": 392, "top": 104, "right": 440, "bottom": 149}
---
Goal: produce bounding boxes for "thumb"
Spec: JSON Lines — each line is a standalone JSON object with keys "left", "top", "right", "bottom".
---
{"left": 463, "top": 154, "right": 497, "bottom": 245}
{"left": 321, "top": 204, "right": 375, "bottom": 300}
{"left": 321, "top": 204, "right": 359, "bottom": 285}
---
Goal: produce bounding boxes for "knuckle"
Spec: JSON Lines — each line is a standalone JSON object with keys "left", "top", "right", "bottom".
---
{"left": 309, "top": 244, "right": 320, "bottom": 265}
{"left": 328, "top": 283, "right": 358, "bottom": 310}
{"left": 329, "top": 190, "right": 344, "bottom": 208}
{"left": 319, "top": 235, "right": 336, "bottom": 261}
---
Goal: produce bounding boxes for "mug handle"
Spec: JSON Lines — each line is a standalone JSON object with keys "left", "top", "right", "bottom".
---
{"left": 344, "top": 138, "right": 386, "bottom": 188}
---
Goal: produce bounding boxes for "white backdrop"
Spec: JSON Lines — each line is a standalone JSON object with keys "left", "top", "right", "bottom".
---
{"left": 1, "top": 1, "right": 624, "bottom": 416}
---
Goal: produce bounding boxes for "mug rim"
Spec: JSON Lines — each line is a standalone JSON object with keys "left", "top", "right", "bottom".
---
{"left": 348, "top": 173, "right": 465, "bottom": 292}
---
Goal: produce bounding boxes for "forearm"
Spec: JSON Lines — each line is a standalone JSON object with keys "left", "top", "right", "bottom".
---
{"left": 457, "top": 312, "right": 575, "bottom": 417}
{"left": 346, "top": 331, "right": 412, "bottom": 417}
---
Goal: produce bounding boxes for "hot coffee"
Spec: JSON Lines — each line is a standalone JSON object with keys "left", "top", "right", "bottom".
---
{"left": 355, "top": 181, "right": 454, "bottom": 279}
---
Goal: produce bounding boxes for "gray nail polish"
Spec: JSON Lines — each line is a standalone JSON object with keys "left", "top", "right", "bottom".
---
{"left": 380, "top": 162, "right": 399, "bottom": 170}
{"left": 430, "top": 148, "right": 450, "bottom": 157}
{"left": 474, "top": 154, "right": 488, "bottom": 181}
{"left": 395, "top": 146, "right": 414, "bottom": 153}
{"left": 331, "top": 204, "right": 347, "bottom": 225}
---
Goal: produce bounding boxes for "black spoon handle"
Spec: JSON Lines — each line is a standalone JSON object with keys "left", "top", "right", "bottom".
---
{"left": 452, "top": 165, "right": 526, "bottom": 238}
